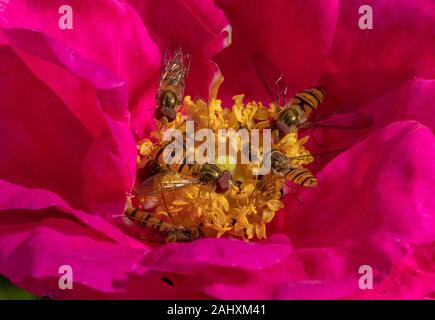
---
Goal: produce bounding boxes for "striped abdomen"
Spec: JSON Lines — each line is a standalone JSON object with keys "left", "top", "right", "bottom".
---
{"left": 153, "top": 138, "right": 222, "bottom": 184}
{"left": 290, "top": 86, "right": 326, "bottom": 115}
{"left": 152, "top": 135, "right": 200, "bottom": 177}
{"left": 126, "top": 207, "right": 179, "bottom": 232}
{"left": 283, "top": 167, "right": 317, "bottom": 187}
{"left": 271, "top": 151, "right": 317, "bottom": 187}
{"left": 125, "top": 207, "right": 204, "bottom": 242}
{"left": 278, "top": 86, "right": 326, "bottom": 129}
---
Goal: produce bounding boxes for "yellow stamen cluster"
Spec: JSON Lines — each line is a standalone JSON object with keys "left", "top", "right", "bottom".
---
{"left": 134, "top": 95, "right": 313, "bottom": 240}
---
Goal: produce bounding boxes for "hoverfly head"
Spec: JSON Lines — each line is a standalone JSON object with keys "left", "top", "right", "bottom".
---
{"left": 155, "top": 90, "right": 178, "bottom": 121}
{"left": 215, "top": 170, "right": 232, "bottom": 194}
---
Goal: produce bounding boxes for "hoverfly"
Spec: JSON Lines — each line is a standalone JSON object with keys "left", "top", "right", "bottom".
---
{"left": 125, "top": 153, "right": 230, "bottom": 243}
{"left": 255, "top": 148, "right": 347, "bottom": 204}
{"left": 154, "top": 46, "right": 191, "bottom": 122}
{"left": 138, "top": 122, "right": 232, "bottom": 195}
{"left": 137, "top": 155, "right": 232, "bottom": 196}
{"left": 126, "top": 157, "right": 231, "bottom": 243}
{"left": 114, "top": 207, "right": 204, "bottom": 244}
{"left": 269, "top": 150, "right": 317, "bottom": 187}
{"left": 116, "top": 158, "right": 210, "bottom": 243}
{"left": 252, "top": 52, "right": 373, "bottom": 138}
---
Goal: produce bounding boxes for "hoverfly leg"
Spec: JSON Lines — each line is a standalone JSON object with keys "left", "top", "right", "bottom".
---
{"left": 158, "top": 174, "right": 175, "bottom": 223}
{"left": 289, "top": 186, "right": 304, "bottom": 205}
{"left": 275, "top": 74, "right": 288, "bottom": 106}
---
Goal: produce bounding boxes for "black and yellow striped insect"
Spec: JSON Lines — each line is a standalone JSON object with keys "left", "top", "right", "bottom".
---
{"left": 154, "top": 46, "right": 191, "bottom": 122}
{"left": 137, "top": 132, "right": 232, "bottom": 195}
{"left": 115, "top": 207, "right": 204, "bottom": 243}
{"left": 270, "top": 150, "right": 317, "bottom": 187}
{"left": 252, "top": 51, "right": 373, "bottom": 138}
{"left": 277, "top": 86, "right": 327, "bottom": 131}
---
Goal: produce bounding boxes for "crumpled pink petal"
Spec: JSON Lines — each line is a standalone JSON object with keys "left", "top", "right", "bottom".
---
{"left": 350, "top": 242, "right": 435, "bottom": 299}
{"left": 357, "top": 78, "right": 435, "bottom": 133}
{"left": 213, "top": 0, "right": 339, "bottom": 105}
{"left": 0, "top": 214, "right": 147, "bottom": 296}
{"left": 280, "top": 121, "right": 435, "bottom": 247}
{"left": 0, "top": 0, "right": 434, "bottom": 300}
{"left": 141, "top": 234, "right": 292, "bottom": 274}
{"left": 0, "top": 180, "right": 152, "bottom": 297}
{"left": 2, "top": 28, "right": 129, "bottom": 121}
{"left": 0, "top": 44, "right": 134, "bottom": 217}
{"left": 0, "top": 180, "right": 144, "bottom": 249}
{"left": 304, "top": 78, "right": 435, "bottom": 175}
{"left": 0, "top": 45, "right": 92, "bottom": 211}
{"left": 201, "top": 121, "right": 435, "bottom": 299}
{"left": 321, "top": 0, "right": 435, "bottom": 112}
{"left": 0, "top": 0, "right": 161, "bottom": 126}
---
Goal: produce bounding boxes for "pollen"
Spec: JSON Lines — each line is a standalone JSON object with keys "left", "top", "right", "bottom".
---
{"left": 133, "top": 93, "right": 315, "bottom": 241}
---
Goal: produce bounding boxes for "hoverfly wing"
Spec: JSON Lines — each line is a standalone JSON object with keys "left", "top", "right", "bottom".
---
{"left": 158, "top": 178, "right": 202, "bottom": 192}
{"left": 252, "top": 51, "right": 289, "bottom": 106}
{"left": 113, "top": 215, "right": 167, "bottom": 244}
{"left": 309, "top": 148, "right": 349, "bottom": 160}
{"left": 134, "top": 172, "right": 164, "bottom": 195}
{"left": 303, "top": 112, "right": 374, "bottom": 130}
{"left": 274, "top": 149, "right": 348, "bottom": 166}
{"left": 135, "top": 171, "right": 201, "bottom": 195}
{"left": 160, "top": 46, "right": 191, "bottom": 97}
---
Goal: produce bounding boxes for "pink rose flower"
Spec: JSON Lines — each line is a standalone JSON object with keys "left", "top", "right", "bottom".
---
{"left": 0, "top": 0, "right": 434, "bottom": 299}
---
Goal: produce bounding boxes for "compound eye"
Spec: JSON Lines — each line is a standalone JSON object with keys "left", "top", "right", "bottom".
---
{"left": 215, "top": 171, "right": 232, "bottom": 193}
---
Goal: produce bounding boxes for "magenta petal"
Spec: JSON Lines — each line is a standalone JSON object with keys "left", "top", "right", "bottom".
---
{"left": 258, "top": 121, "right": 435, "bottom": 299}
{"left": 0, "top": 180, "right": 153, "bottom": 297}
{"left": 321, "top": 0, "right": 435, "bottom": 111}
{"left": 214, "top": 0, "right": 339, "bottom": 105}
{"left": 128, "top": 0, "right": 229, "bottom": 53}
{"left": 0, "top": 45, "right": 135, "bottom": 216}
{"left": 210, "top": 119, "right": 435, "bottom": 300}
{"left": 0, "top": 180, "right": 145, "bottom": 249}
{"left": 2, "top": 28, "right": 129, "bottom": 121}
{"left": 201, "top": 245, "right": 354, "bottom": 299}
{"left": 281, "top": 121, "right": 435, "bottom": 247}
{"left": 302, "top": 79, "right": 435, "bottom": 176}
{"left": 359, "top": 78, "right": 435, "bottom": 133}
{"left": 127, "top": 0, "right": 231, "bottom": 134}
{"left": 0, "top": 46, "right": 91, "bottom": 210}
{"left": 142, "top": 235, "right": 292, "bottom": 274}
{"left": 0, "top": 214, "right": 147, "bottom": 297}
{"left": 351, "top": 242, "right": 435, "bottom": 299}
{"left": 0, "top": 0, "right": 161, "bottom": 125}
{"left": 207, "top": 278, "right": 358, "bottom": 300}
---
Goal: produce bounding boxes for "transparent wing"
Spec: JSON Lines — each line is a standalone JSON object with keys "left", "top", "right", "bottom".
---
{"left": 160, "top": 46, "right": 191, "bottom": 97}
{"left": 135, "top": 171, "right": 201, "bottom": 195}
{"left": 302, "top": 112, "right": 374, "bottom": 130}
{"left": 252, "top": 51, "right": 289, "bottom": 106}
{"left": 112, "top": 215, "right": 169, "bottom": 244}
{"left": 271, "top": 149, "right": 347, "bottom": 167}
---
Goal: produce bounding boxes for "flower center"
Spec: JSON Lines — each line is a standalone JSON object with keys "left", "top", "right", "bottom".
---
{"left": 131, "top": 95, "right": 314, "bottom": 241}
